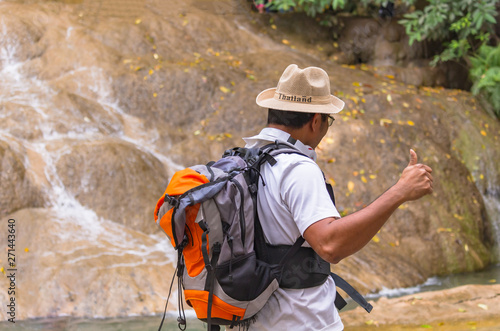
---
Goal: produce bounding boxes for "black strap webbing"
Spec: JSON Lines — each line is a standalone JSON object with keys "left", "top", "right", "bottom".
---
{"left": 331, "top": 273, "right": 373, "bottom": 313}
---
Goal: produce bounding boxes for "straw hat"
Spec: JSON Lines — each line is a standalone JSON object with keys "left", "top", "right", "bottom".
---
{"left": 256, "top": 64, "right": 344, "bottom": 114}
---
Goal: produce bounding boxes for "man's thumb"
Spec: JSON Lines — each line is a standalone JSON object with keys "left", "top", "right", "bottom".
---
{"left": 408, "top": 149, "right": 418, "bottom": 166}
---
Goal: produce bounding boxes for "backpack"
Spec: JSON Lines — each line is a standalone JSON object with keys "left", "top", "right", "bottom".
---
{"left": 154, "top": 142, "right": 372, "bottom": 331}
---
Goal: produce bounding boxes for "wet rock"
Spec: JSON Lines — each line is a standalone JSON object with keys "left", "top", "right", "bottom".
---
{"left": 0, "top": 138, "right": 46, "bottom": 218}
{"left": 0, "top": 208, "right": 176, "bottom": 320}
{"left": 55, "top": 139, "right": 168, "bottom": 234}
{"left": 341, "top": 284, "right": 500, "bottom": 328}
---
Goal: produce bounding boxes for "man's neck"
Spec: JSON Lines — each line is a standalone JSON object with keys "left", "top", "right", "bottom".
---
{"left": 267, "top": 124, "right": 314, "bottom": 148}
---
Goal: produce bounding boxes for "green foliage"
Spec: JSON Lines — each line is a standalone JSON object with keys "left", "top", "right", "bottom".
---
{"left": 398, "top": 0, "right": 498, "bottom": 65}
{"left": 469, "top": 44, "right": 500, "bottom": 118}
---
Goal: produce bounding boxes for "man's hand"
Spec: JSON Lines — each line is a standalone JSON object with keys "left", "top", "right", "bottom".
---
{"left": 394, "top": 149, "right": 434, "bottom": 201}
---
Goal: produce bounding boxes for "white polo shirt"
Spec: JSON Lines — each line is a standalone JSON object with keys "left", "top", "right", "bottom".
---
{"left": 244, "top": 128, "right": 343, "bottom": 331}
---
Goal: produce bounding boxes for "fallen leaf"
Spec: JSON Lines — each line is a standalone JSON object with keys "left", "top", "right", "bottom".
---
{"left": 380, "top": 118, "right": 393, "bottom": 126}
{"left": 347, "top": 181, "right": 354, "bottom": 192}
{"left": 480, "top": 130, "right": 487, "bottom": 136}
{"left": 361, "top": 176, "right": 367, "bottom": 183}
{"left": 219, "top": 86, "right": 230, "bottom": 93}
{"left": 282, "top": 39, "right": 290, "bottom": 45}
{"left": 458, "top": 308, "right": 466, "bottom": 312}
{"left": 372, "top": 235, "right": 380, "bottom": 243}
{"left": 407, "top": 120, "right": 415, "bottom": 126}
{"left": 477, "top": 304, "right": 488, "bottom": 310}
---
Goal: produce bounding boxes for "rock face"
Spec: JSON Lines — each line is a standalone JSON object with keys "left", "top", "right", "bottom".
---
{"left": 341, "top": 284, "right": 500, "bottom": 328}
{"left": 56, "top": 139, "right": 168, "bottom": 234}
{"left": 0, "top": 0, "right": 499, "bottom": 321}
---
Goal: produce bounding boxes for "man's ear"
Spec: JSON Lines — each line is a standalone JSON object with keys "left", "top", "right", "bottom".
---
{"left": 311, "top": 113, "right": 323, "bottom": 132}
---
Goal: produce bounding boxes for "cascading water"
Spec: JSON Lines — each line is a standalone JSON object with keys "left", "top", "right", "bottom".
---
{"left": 0, "top": 6, "right": 183, "bottom": 319}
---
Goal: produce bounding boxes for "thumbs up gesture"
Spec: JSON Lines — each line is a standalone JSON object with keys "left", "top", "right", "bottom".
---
{"left": 396, "top": 149, "right": 434, "bottom": 201}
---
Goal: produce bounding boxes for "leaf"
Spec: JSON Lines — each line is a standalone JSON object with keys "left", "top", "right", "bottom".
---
{"left": 361, "top": 176, "right": 367, "bottom": 183}
{"left": 480, "top": 130, "right": 487, "bottom": 136}
{"left": 477, "top": 304, "right": 488, "bottom": 310}
{"left": 420, "top": 325, "right": 432, "bottom": 328}
{"left": 282, "top": 39, "right": 290, "bottom": 45}
{"left": 347, "top": 181, "right": 354, "bottom": 192}
{"left": 407, "top": 120, "right": 415, "bottom": 126}
{"left": 380, "top": 118, "right": 393, "bottom": 126}
{"left": 372, "top": 235, "right": 380, "bottom": 243}
{"left": 458, "top": 308, "right": 466, "bottom": 312}
{"left": 219, "top": 86, "right": 231, "bottom": 93}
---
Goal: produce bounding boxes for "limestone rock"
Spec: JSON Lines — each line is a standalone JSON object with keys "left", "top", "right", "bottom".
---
{"left": 55, "top": 139, "right": 168, "bottom": 234}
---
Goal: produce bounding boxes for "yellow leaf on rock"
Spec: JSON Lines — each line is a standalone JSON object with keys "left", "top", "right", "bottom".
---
{"left": 327, "top": 158, "right": 336, "bottom": 163}
{"left": 480, "top": 130, "right": 487, "bottom": 136}
{"left": 282, "top": 39, "right": 290, "bottom": 45}
{"left": 372, "top": 235, "right": 380, "bottom": 243}
{"left": 407, "top": 120, "right": 415, "bottom": 126}
{"left": 347, "top": 181, "right": 354, "bottom": 192}
{"left": 477, "top": 304, "right": 488, "bottom": 310}
{"left": 25, "top": 248, "right": 29, "bottom": 252}
{"left": 458, "top": 308, "right": 466, "bottom": 312}
{"left": 361, "top": 176, "right": 367, "bottom": 183}
{"left": 219, "top": 86, "right": 230, "bottom": 93}
{"left": 380, "top": 118, "right": 392, "bottom": 126}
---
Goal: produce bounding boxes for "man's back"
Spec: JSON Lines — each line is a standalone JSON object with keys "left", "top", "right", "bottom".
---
{"left": 245, "top": 128, "right": 344, "bottom": 331}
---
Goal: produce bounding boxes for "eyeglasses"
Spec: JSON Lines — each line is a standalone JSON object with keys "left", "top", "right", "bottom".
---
{"left": 327, "top": 115, "right": 335, "bottom": 127}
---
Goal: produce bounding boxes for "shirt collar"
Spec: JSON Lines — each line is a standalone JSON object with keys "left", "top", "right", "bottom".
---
{"left": 243, "top": 127, "right": 317, "bottom": 161}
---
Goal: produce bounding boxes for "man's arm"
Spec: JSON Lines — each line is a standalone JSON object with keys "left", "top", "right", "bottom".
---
{"left": 303, "top": 149, "right": 433, "bottom": 264}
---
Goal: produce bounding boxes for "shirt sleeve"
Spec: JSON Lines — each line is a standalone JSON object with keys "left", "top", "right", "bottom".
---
{"left": 279, "top": 158, "right": 340, "bottom": 235}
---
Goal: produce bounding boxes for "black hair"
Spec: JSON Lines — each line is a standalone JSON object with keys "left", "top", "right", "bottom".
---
{"left": 267, "top": 108, "right": 328, "bottom": 129}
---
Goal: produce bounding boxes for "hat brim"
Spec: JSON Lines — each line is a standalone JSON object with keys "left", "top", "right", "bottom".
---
{"left": 256, "top": 88, "right": 344, "bottom": 114}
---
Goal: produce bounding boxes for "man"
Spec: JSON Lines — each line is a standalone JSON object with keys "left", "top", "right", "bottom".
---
{"left": 244, "top": 64, "right": 433, "bottom": 330}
